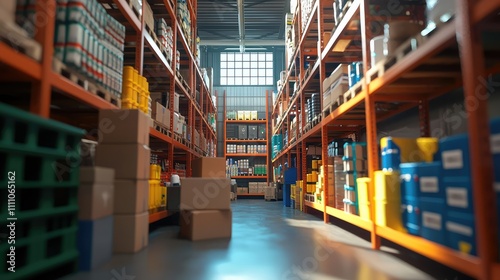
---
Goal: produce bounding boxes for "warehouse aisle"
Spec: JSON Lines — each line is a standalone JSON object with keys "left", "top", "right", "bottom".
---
{"left": 63, "top": 200, "right": 434, "bottom": 280}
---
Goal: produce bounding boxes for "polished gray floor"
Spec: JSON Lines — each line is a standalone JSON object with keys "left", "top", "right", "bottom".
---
{"left": 63, "top": 200, "right": 438, "bottom": 280}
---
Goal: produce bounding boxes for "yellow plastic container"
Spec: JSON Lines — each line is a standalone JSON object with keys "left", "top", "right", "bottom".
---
{"left": 306, "top": 173, "right": 312, "bottom": 182}
{"left": 357, "top": 177, "right": 371, "bottom": 221}
{"left": 416, "top": 137, "right": 438, "bottom": 162}
{"left": 121, "top": 100, "right": 136, "bottom": 109}
{"left": 148, "top": 180, "right": 156, "bottom": 210}
{"left": 160, "top": 186, "right": 167, "bottom": 207}
{"left": 374, "top": 170, "right": 404, "bottom": 231}
{"left": 311, "top": 171, "right": 318, "bottom": 182}
{"left": 312, "top": 160, "right": 318, "bottom": 170}
{"left": 291, "top": 184, "right": 296, "bottom": 200}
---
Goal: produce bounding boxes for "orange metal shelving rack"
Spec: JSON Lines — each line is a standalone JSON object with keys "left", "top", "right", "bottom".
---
{"left": 0, "top": 0, "right": 217, "bottom": 224}
{"left": 224, "top": 90, "right": 270, "bottom": 196}
{"left": 271, "top": 0, "right": 500, "bottom": 279}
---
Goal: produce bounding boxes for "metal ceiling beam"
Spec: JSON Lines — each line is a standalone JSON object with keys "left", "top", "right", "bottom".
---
{"left": 199, "top": 39, "right": 285, "bottom": 46}
{"left": 237, "top": 0, "right": 245, "bottom": 52}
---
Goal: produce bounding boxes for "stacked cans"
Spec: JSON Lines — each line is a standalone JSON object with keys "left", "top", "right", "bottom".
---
{"left": 348, "top": 62, "right": 363, "bottom": 88}
{"left": 155, "top": 18, "right": 174, "bottom": 62}
{"left": 306, "top": 93, "right": 321, "bottom": 123}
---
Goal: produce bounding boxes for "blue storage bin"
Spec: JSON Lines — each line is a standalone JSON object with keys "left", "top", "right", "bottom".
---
{"left": 491, "top": 118, "right": 500, "bottom": 181}
{"left": 401, "top": 197, "right": 420, "bottom": 235}
{"left": 445, "top": 211, "right": 476, "bottom": 256}
{"left": 439, "top": 134, "right": 471, "bottom": 178}
{"left": 443, "top": 176, "right": 474, "bottom": 214}
{"left": 283, "top": 184, "right": 291, "bottom": 207}
{"left": 381, "top": 139, "right": 401, "bottom": 171}
{"left": 420, "top": 197, "right": 446, "bottom": 245}
{"left": 78, "top": 216, "right": 113, "bottom": 271}
{"left": 400, "top": 162, "right": 442, "bottom": 199}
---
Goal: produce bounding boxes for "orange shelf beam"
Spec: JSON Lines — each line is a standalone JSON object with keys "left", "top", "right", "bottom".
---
{"left": 238, "top": 193, "right": 265, "bottom": 196}
{"left": 144, "top": 32, "right": 173, "bottom": 76}
{"left": 376, "top": 225, "right": 481, "bottom": 279}
{"left": 0, "top": 42, "right": 42, "bottom": 81}
{"left": 304, "top": 201, "right": 324, "bottom": 212}
{"left": 113, "top": 0, "right": 141, "bottom": 32}
{"left": 51, "top": 73, "right": 119, "bottom": 109}
{"left": 298, "top": 0, "right": 319, "bottom": 49}
{"left": 325, "top": 206, "right": 373, "bottom": 232}
{"left": 149, "top": 210, "right": 170, "bottom": 223}
{"left": 149, "top": 127, "right": 173, "bottom": 144}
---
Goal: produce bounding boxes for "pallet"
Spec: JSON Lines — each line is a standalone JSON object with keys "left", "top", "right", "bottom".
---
{"left": 154, "top": 121, "right": 172, "bottom": 137}
{"left": 0, "top": 20, "right": 42, "bottom": 61}
{"left": 335, "top": 0, "right": 353, "bottom": 27}
{"left": 52, "top": 58, "right": 121, "bottom": 107}
{"left": 343, "top": 79, "right": 363, "bottom": 103}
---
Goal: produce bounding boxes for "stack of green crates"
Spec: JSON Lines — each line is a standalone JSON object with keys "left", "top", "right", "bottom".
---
{"left": 0, "top": 103, "right": 85, "bottom": 279}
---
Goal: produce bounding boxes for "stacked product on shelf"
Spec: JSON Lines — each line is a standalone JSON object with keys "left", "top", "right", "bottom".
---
{"left": 293, "top": 180, "right": 304, "bottom": 210}
{"left": 155, "top": 18, "right": 174, "bottom": 62}
{"left": 265, "top": 183, "right": 278, "bottom": 201}
{"left": 322, "top": 64, "right": 349, "bottom": 110}
{"left": 122, "top": 66, "right": 151, "bottom": 113}
{"left": 272, "top": 134, "right": 283, "bottom": 159}
{"left": 0, "top": 103, "right": 85, "bottom": 279}
{"left": 383, "top": 20, "right": 424, "bottom": 58}
{"left": 348, "top": 62, "right": 363, "bottom": 89}
{"left": 226, "top": 144, "right": 266, "bottom": 154}
{"left": 143, "top": 0, "right": 154, "bottom": 33}
{"left": 319, "top": 159, "right": 334, "bottom": 206}
{"left": 152, "top": 101, "right": 171, "bottom": 129}
{"left": 225, "top": 158, "right": 268, "bottom": 177}
{"left": 328, "top": 138, "right": 352, "bottom": 210}
{"left": 306, "top": 93, "right": 321, "bottom": 124}
{"left": 95, "top": 109, "right": 150, "bottom": 253}
{"left": 180, "top": 158, "right": 232, "bottom": 241}
{"left": 53, "top": 0, "right": 126, "bottom": 98}
{"left": 300, "top": 0, "right": 314, "bottom": 31}
{"left": 177, "top": 0, "right": 192, "bottom": 45}
{"left": 342, "top": 142, "right": 367, "bottom": 215}
{"left": 149, "top": 154, "right": 166, "bottom": 211}
{"left": 78, "top": 167, "right": 115, "bottom": 270}
{"left": 248, "top": 182, "right": 267, "bottom": 194}
{"left": 356, "top": 177, "right": 371, "bottom": 221}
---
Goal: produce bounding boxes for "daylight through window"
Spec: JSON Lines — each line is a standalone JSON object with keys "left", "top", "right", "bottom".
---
{"left": 220, "top": 52, "right": 274, "bottom": 86}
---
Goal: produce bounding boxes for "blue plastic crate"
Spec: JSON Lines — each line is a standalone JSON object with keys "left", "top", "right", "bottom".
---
{"left": 420, "top": 197, "right": 446, "bottom": 245}
{"left": 77, "top": 216, "right": 113, "bottom": 271}
{"left": 445, "top": 211, "right": 476, "bottom": 256}
{"left": 491, "top": 117, "right": 500, "bottom": 181}
{"left": 401, "top": 197, "right": 420, "bottom": 236}
{"left": 439, "top": 134, "right": 470, "bottom": 178}
{"left": 443, "top": 176, "right": 474, "bottom": 214}
{"left": 400, "top": 162, "right": 442, "bottom": 199}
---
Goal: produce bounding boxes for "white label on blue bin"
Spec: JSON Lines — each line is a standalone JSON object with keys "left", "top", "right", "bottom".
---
{"left": 442, "top": 150, "right": 464, "bottom": 170}
{"left": 420, "top": 177, "right": 439, "bottom": 193}
{"left": 423, "top": 212, "right": 442, "bottom": 230}
{"left": 446, "top": 221, "right": 473, "bottom": 236}
{"left": 495, "top": 183, "right": 500, "bottom": 193}
{"left": 491, "top": 134, "right": 500, "bottom": 154}
{"left": 446, "top": 187, "right": 469, "bottom": 208}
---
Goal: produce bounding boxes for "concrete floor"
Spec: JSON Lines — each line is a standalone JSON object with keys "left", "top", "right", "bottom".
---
{"left": 62, "top": 200, "right": 460, "bottom": 280}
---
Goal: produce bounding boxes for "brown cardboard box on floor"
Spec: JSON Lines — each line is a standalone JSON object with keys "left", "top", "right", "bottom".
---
{"left": 180, "top": 178, "right": 231, "bottom": 210}
{"left": 80, "top": 166, "right": 115, "bottom": 184}
{"left": 191, "top": 157, "right": 226, "bottom": 178}
{"left": 179, "top": 209, "right": 232, "bottom": 241}
{"left": 98, "top": 109, "right": 149, "bottom": 145}
{"left": 96, "top": 144, "right": 150, "bottom": 179}
{"left": 113, "top": 211, "right": 149, "bottom": 253}
{"left": 78, "top": 183, "right": 114, "bottom": 220}
{"left": 114, "top": 180, "right": 149, "bottom": 214}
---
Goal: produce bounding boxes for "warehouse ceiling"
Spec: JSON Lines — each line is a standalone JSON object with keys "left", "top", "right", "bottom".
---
{"left": 197, "top": 0, "right": 289, "bottom": 47}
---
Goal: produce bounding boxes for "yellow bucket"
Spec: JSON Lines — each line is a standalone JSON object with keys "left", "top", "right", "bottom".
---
{"left": 416, "top": 137, "right": 438, "bottom": 162}
{"left": 357, "top": 177, "right": 371, "bottom": 221}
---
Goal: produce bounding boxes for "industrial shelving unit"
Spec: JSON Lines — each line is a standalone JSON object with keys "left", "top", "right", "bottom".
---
{"left": 0, "top": 0, "right": 217, "bottom": 225}
{"left": 271, "top": 0, "right": 500, "bottom": 279}
{"left": 224, "top": 91, "right": 270, "bottom": 196}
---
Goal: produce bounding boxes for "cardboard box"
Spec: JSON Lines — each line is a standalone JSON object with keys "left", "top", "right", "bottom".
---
{"left": 179, "top": 210, "right": 232, "bottom": 241}
{"left": 174, "top": 92, "right": 180, "bottom": 112}
{"left": 152, "top": 102, "right": 164, "bottom": 124}
{"left": 78, "top": 181, "right": 114, "bottom": 220}
{"left": 77, "top": 215, "right": 113, "bottom": 270}
{"left": 96, "top": 144, "right": 150, "bottom": 179}
{"left": 180, "top": 178, "right": 231, "bottom": 210}
{"left": 99, "top": 109, "right": 149, "bottom": 145}
{"left": 113, "top": 212, "right": 149, "bottom": 253}
{"left": 114, "top": 180, "right": 149, "bottom": 214}
{"left": 167, "top": 186, "right": 181, "bottom": 211}
{"left": 237, "top": 187, "right": 248, "bottom": 194}
{"left": 191, "top": 157, "right": 226, "bottom": 178}
{"left": 80, "top": 166, "right": 115, "bottom": 184}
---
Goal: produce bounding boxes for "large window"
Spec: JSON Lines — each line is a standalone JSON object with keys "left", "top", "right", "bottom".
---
{"left": 220, "top": 52, "right": 274, "bottom": 86}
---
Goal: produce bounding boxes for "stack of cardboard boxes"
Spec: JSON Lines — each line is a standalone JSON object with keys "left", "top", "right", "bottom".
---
{"left": 95, "top": 110, "right": 150, "bottom": 253}
{"left": 179, "top": 158, "right": 232, "bottom": 241}
{"left": 77, "top": 167, "right": 115, "bottom": 270}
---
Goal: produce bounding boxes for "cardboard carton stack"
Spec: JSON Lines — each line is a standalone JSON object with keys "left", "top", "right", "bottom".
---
{"left": 95, "top": 110, "right": 150, "bottom": 253}
{"left": 180, "top": 157, "right": 232, "bottom": 241}
{"left": 77, "top": 167, "right": 115, "bottom": 270}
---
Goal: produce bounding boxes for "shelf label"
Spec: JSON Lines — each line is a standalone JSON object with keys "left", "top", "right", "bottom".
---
{"left": 446, "top": 187, "right": 469, "bottom": 208}
{"left": 446, "top": 221, "right": 473, "bottom": 236}
{"left": 491, "top": 134, "right": 500, "bottom": 154}
{"left": 442, "top": 150, "right": 463, "bottom": 170}
{"left": 420, "top": 177, "right": 439, "bottom": 193}
{"left": 423, "top": 212, "right": 442, "bottom": 230}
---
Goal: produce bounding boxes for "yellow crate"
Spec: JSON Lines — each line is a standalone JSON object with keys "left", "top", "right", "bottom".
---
{"left": 244, "top": 111, "right": 251, "bottom": 120}
{"left": 291, "top": 184, "right": 296, "bottom": 200}
{"left": 160, "top": 186, "right": 166, "bottom": 207}
{"left": 148, "top": 180, "right": 156, "bottom": 210}
{"left": 374, "top": 171, "right": 404, "bottom": 231}
{"left": 357, "top": 177, "right": 371, "bottom": 221}
{"left": 237, "top": 111, "right": 244, "bottom": 120}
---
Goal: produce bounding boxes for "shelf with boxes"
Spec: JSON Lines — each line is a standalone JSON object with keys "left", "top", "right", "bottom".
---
{"left": 272, "top": 0, "right": 500, "bottom": 278}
